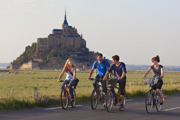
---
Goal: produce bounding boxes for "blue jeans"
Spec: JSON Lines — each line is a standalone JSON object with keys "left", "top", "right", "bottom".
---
{"left": 93, "top": 75, "right": 107, "bottom": 93}
{"left": 61, "top": 78, "right": 77, "bottom": 99}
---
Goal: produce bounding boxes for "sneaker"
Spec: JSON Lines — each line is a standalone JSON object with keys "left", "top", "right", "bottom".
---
{"left": 113, "top": 100, "right": 117, "bottom": 106}
{"left": 103, "top": 103, "right": 106, "bottom": 108}
{"left": 119, "top": 104, "right": 124, "bottom": 111}
{"left": 160, "top": 101, "right": 163, "bottom": 105}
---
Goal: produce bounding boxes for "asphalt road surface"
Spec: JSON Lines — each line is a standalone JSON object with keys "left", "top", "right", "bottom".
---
{"left": 0, "top": 94, "right": 180, "bottom": 120}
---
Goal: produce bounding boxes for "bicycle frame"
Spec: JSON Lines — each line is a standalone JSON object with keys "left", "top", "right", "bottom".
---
{"left": 107, "top": 78, "right": 119, "bottom": 100}
{"left": 63, "top": 84, "right": 70, "bottom": 100}
{"left": 95, "top": 79, "right": 106, "bottom": 102}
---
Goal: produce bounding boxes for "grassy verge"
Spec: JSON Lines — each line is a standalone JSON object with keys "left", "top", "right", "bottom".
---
{"left": 1, "top": 89, "right": 180, "bottom": 112}
{"left": 0, "top": 70, "right": 180, "bottom": 111}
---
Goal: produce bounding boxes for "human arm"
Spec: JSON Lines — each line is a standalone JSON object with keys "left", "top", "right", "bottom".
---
{"left": 118, "top": 72, "right": 126, "bottom": 80}
{"left": 103, "top": 64, "right": 113, "bottom": 80}
{"left": 118, "top": 63, "right": 127, "bottom": 80}
{"left": 88, "top": 67, "right": 95, "bottom": 79}
{"left": 57, "top": 67, "right": 66, "bottom": 82}
{"left": 160, "top": 67, "right": 164, "bottom": 78}
{"left": 105, "top": 61, "right": 110, "bottom": 71}
{"left": 103, "top": 71, "right": 109, "bottom": 80}
{"left": 143, "top": 67, "right": 152, "bottom": 78}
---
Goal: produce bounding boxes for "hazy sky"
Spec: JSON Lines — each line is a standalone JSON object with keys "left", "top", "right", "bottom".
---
{"left": 0, "top": 0, "right": 180, "bottom": 65}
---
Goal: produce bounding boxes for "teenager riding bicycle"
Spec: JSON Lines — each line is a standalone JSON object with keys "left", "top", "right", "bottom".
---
{"left": 104, "top": 55, "right": 127, "bottom": 111}
{"left": 143, "top": 55, "right": 164, "bottom": 105}
{"left": 88, "top": 53, "right": 110, "bottom": 104}
{"left": 57, "top": 58, "right": 78, "bottom": 102}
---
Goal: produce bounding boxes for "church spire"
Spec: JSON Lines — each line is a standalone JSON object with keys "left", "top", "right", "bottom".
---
{"left": 63, "top": 9, "right": 68, "bottom": 25}
{"left": 65, "top": 9, "right": 67, "bottom": 20}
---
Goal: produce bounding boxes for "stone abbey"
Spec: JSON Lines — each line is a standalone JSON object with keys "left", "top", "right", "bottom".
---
{"left": 10, "top": 11, "right": 95, "bottom": 70}
{"left": 37, "top": 11, "right": 86, "bottom": 59}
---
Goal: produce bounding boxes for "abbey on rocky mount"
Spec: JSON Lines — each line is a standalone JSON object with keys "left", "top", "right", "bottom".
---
{"left": 36, "top": 10, "right": 86, "bottom": 59}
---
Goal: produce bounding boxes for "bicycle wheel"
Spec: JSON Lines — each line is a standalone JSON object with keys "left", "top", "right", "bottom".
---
{"left": 145, "top": 90, "right": 153, "bottom": 113}
{"left": 71, "top": 90, "right": 76, "bottom": 108}
{"left": 91, "top": 89, "right": 98, "bottom": 110}
{"left": 106, "top": 90, "right": 113, "bottom": 112}
{"left": 60, "top": 89, "right": 69, "bottom": 109}
{"left": 156, "top": 92, "right": 163, "bottom": 112}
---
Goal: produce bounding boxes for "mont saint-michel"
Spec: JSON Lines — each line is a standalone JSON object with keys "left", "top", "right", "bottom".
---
{"left": 10, "top": 11, "right": 97, "bottom": 70}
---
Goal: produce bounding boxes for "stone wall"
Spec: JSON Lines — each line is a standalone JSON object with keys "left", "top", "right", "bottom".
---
{"left": 19, "top": 60, "right": 39, "bottom": 70}
{"left": 10, "top": 63, "right": 21, "bottom": 69}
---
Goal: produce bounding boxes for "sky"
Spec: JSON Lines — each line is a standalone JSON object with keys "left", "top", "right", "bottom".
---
{"left": 0, "top": 0, "right": 180, "bottom": 66}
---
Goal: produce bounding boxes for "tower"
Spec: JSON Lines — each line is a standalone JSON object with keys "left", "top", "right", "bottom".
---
{"left": 62, "top": 9, "right": 68, "bottom": 30}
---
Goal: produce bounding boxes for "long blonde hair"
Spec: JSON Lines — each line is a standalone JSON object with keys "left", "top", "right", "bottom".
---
{"left": 63, "top": 58, "right": 76, "bottom": 72}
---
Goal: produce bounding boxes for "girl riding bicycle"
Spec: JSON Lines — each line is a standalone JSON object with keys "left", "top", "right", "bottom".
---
{"left": 143, "top": 55, "right": 164, "bottom": 105}
{"left": 57, "top": 58, "right": 78, "bottom": 102}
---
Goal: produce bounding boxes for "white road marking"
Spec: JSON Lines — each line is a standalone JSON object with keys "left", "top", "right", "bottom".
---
{"left": 44, "top": 105, "right": 83, "bottom": 110}
{"left": 126, "top": 99, "right": 133, "bottom": 102}
{"left": 163, "top": 107, "right": 180, "bottom": 111}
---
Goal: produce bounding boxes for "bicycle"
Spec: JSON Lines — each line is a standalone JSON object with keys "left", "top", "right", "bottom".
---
{"left": 60, "top": 80, "right": 76, "bottom": 109}
{"left": 89, "top": 78, "right": 107, "bottom": 110}
{"left": 143, "top": 76, "right": 165, "bottom": 113}
{"left": 106, "top": 77, "right": 126, "bottom": 112}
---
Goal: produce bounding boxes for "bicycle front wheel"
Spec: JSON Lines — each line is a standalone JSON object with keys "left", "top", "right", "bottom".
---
{"left": 71, "top": 90, "right": 76, "bottom": 108}
{"left": 145, "top": 90, "right": 153, "bottom": 113}
{"left": 91, "top": 89, "right": 98, "bottom": 110}
{"left": 60, "top": 89, "right": 69, "bottom": 109}
{"left": 106, "top": 90, "right": 113, "bottom": 112}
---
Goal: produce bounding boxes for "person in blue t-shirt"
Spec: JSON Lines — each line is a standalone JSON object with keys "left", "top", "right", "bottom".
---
{"left": 88, "top": 53, "right": 109, "bottom": 94}
{"left": 104, "top": 55, "right": 127, "bottom": 111}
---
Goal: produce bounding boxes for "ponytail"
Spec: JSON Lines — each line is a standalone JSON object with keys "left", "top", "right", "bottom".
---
{"left": 152, "top": 55, "right": 160, "bottom": 62}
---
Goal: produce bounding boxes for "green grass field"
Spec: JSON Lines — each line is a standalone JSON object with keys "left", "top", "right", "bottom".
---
{"left": 0, "top": 69, "right": 180, "bottom": 111}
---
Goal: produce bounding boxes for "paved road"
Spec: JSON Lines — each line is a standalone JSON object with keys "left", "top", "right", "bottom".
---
{"left": 0, "top": 94, "right": 180, "bottom": 120}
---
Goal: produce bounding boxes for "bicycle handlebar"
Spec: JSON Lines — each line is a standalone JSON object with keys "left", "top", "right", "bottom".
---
{"left": 143, "top": 75, "right": 160, "bottom": 85}
{"left": 59, "top": 80, "right": 65, "bottom": 82}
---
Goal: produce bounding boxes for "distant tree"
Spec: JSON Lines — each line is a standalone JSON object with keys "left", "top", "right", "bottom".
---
{"left": 15, "top": 43, "right": 37, "bottom": 64}
{"left": 49, "top": 49, "right": 57, "bottom": 57}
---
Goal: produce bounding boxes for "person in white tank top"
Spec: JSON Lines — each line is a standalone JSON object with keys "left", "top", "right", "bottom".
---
{"left": 66, "top": 67, "right": 74, "bottom": 80}
{"left": 57, "top": 58, "right": 77, "bottom": 101}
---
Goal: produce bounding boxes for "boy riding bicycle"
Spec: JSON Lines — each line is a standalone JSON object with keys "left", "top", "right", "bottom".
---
{"left": 88, "top": 53, "right": 110, "bottom": 100}
{"left": 104, "top": 55, "right": 127, "bottom": 111}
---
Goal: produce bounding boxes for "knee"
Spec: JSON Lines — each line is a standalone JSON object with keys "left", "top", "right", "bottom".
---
{"left": 156, "top": 89, "right": 160, "bottom": 93}
{"left": 120, "top": 89, "right": 125, "bottom": 95}
{"left": 156, "top": 88, "right": 160, "bottom": 91}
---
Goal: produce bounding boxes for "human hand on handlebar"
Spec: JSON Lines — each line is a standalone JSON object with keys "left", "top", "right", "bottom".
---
{"left": 103, "top": 76, "right": 107, "bottom": 80}
{"left": 118, "top": 77, "right": 121, "bottom": 80}
{"left": 57, "top": 79, "right": 60, "bottom": 82}
{"left": 143, "top": 75, "right": 146, "bottom": 78}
